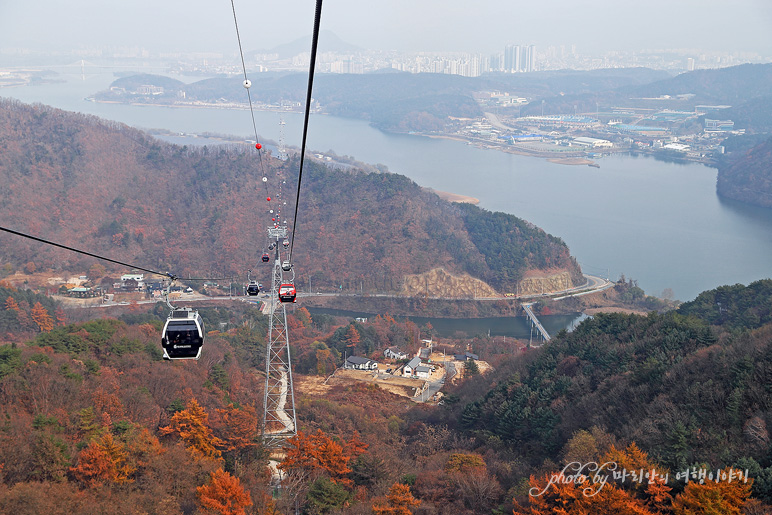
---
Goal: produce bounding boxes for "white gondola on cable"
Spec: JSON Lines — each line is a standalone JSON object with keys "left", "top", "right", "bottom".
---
{"left": 161, "top": 279, "right": 205, "bottom": 360}
{"left": 246, "top": 280, "right": 260, "bottom": 296}
{"left": 161, "top": 308, "right": 205, "bottom": 360}
{"left": 282, "top": 239, "right": 289, "bottom": 248}
{"left": 245, "top": 269, "right": 260, "bottom": 296}
{"left": 282, "top": 260, "right": 292, "bottom": 272}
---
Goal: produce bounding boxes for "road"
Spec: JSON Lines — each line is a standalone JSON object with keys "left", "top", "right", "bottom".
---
{"left": 62, "top": 273, "right": 614, "bottom": 310}
{"left": 414, "top": 362, "right": 454, "bottom": 403}
{"left": 415, "top": 375, "right": 444, "bottom": 403}
{"left": 484, "top": 112, "right": 516, "bottom": 131}
{"left": 295, "top": 274, "right": 613, "bottom": 302}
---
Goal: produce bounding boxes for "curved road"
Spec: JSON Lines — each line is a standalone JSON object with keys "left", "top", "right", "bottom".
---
{"left": 70, "top": 274, "right": 614, "bottom": 309}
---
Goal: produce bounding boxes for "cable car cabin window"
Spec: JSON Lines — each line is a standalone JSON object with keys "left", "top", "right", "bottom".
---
{"left": 279, "top": 284, "right": 297, "bottom": 303}
{"left": 162, "top": 319, "right": 204, "bottom": 360}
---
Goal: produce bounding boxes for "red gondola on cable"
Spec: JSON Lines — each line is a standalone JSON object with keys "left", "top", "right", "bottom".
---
{"left": 261, "top": 253, "right": 270, "bottom": 263}
{"left": 255, "top": 143, "right": 262, "bottom": 150}
{"left": 279, "top": 283, "right": 297, "bottom": 303}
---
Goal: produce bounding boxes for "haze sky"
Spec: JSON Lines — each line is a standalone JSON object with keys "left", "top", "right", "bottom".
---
{"left": 1, "top": 0, "right": 772, "bottom": 57}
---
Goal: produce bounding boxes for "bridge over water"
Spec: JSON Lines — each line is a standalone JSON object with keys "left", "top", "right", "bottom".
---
{"left": 521, "top": 302, "right": 551, "bottom": 343}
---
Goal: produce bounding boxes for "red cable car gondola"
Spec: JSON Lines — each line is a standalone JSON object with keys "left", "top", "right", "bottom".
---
{"left": 261, "top": 253, "right": 270, "bottom": 262}
{"left": 279, "top": 283, "right": 297, "bottom": 303}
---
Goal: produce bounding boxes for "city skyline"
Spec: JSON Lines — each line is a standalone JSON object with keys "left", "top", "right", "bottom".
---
{"left": 2, "top": 0, "right": 772, "bottom": 60}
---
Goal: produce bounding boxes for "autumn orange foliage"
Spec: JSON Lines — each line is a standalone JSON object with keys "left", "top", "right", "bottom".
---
{"left": 5, "top": 297, "right": 20, "bottom": 312}
{"left": 671, "top": 470, "right": 752, "bottom": 515}
{"left": 70, "top": 443, "right": 112, "bottom": 488}
{"left": 160, "top": 398, "right": 224, "bottom": 460}
{"left": 515, "top": 472, "right": 660, "bottom": 515}
{"left": 514, "top": 443, "right": 674, "bottom": 515}
{"left": 197, "top": 468, "right": 253, "bottom": 515}
{"left": 30, "top": 301, "right": 54, "bottom": 332}
{"left": 71, "top": 433, "right": 134, "bottom": 487}
{"left": 214, "top": 403, "right": 258, "bottom": 452}
{"left": 372, "top": 483, "right": 420, "bottom": 515}
{"left": 280, "top": 429, "right": 368, "bottom": 486}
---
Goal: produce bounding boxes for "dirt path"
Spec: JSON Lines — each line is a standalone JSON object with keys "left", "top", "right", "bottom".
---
{"left": 428, "top": 188, "right": 480, "bottom": 205}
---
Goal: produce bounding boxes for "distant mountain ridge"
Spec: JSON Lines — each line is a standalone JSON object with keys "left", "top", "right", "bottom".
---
{"left": 623, "top": 63, "right": 772, "bottom": 103}
{"left": 97, "top": 64, "right": 772, "bottom": 135}
{"left": 0, "top": 98, "right": 580, "bottom": 295}
{"left": 523, "top": 63, "right": 772, "bottom": 133}
{"left": 95, "top": 68, "right": 672, "bottom": 132}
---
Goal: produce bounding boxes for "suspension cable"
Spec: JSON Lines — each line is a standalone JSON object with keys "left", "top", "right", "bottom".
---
{"left": 230, "top": 0, "right": 273, "bottom": 204}
{"left": 289, "top": 0, "right": 323, "bottom": 263}
{"left": 230, "top": 0, "right": 260, "bottom": 152}
{"left": 0, "top": 225, "right": 176, "bottom": 280}
{"left": 0, "top": 226, "right": 231, "bottom": 284}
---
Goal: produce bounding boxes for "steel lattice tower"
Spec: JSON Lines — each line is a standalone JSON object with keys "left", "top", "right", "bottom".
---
{"left": 262, "top": 225, "right": 297, "bottom": 449}
{"left": 277, "top": 117, "right": 288, "bottom": 161}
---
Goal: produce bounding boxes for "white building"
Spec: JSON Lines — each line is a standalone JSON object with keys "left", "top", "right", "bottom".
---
{"left": 120, "top": 273, "right": 144, "bottom": 290}
{"left": 384, "top": 346, "right": 408, "bottom": 360}
{"left": 663, "top": 143, "right": 690, "bottom": 152}
{"left": 403, "top": 356, "right": 422, "bottom": 377}
{"left": 345, "top": 356, "right": 378, "bottom": 371}
{"left": 573, "top": 137, "right": 613, "bottom": 149}
{"left": 415, "top": 365, "right": 432, "bottom": 379}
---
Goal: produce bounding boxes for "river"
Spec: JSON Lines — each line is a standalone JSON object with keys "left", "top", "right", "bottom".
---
{"left": 3, "top": 70, "right": 772, "bottom": 301}
{"left": 307, "top": 307, "right": 585, "bottom": 340}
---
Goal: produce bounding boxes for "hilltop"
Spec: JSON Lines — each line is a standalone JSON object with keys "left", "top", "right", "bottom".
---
{"left": 0, "top": 98, "right": 580, "bottom": 298}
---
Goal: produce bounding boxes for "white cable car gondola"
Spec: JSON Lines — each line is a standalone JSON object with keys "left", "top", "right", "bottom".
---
{"left": 161, "top": 308, "right": 205, "bottom": 360}
{"left": 246, "top": 280, "right": 260, "bottom": 296}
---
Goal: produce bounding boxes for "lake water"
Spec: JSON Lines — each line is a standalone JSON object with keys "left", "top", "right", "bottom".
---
{"left": 307, "top": 307, "right": 584, "bottom": 339}
{"left": 4, "top": 70, "right": 772, "bottom": 301}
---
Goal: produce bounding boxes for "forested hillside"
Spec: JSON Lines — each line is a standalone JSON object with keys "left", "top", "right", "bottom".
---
{"left": 0, "top": 98, "right": 579, "bottom": 294}
{"left": 624, "top": 63, "right": 772, "bottom": 105}
{"left": 2, "top": 274, "right": 772, "bottom": 512}
{"left": 433, "top": 279, "right": 772, "bottom": 512}
{"left": 716, "top": 135, "right": 772, "bottom": 208}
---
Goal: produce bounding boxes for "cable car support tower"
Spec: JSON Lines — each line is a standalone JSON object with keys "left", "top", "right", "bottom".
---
{"left": 262, "top": 225, "right": 297, "bottom": 449}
